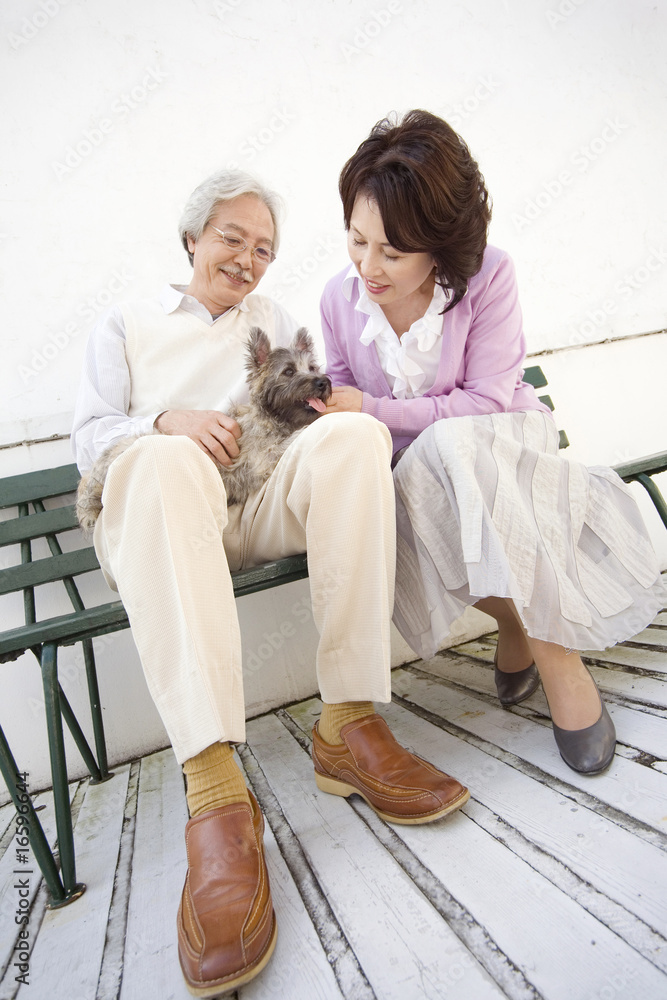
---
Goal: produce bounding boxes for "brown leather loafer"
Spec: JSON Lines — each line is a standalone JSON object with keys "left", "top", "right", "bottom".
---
{"left": 312, "top": 714, "right": 469, "bottom": 825}
{"left": 177, "top": 791, "right": 277, "bottom": 997}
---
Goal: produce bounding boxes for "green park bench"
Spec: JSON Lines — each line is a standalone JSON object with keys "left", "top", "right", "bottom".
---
{"left": 1, "top": 366, "right": 665, "bottom": 907}
{"left": 0, "top": 462, "right": 308, "bottom": 907}
{"left": 522, "top": 365, "right": 667, "bottom": 527}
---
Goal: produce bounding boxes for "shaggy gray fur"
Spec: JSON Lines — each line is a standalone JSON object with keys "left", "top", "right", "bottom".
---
{"left": 76, "top": 326, "right": 331, "bottom": 532}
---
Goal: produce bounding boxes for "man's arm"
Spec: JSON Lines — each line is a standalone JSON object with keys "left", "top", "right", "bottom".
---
{"left": 71, "top": 306, "right": 241, "bottom": 472}
{"left": 71, "top": 307, "right": 161, "bottom": 472}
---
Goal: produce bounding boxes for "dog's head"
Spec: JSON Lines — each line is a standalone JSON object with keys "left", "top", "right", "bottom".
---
{"left": 245, "top": 327, "right": 332, "bottom": 429}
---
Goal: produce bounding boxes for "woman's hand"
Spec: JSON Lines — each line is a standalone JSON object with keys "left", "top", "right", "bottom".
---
{"left": 154, "top": 409, "right": 241, "bottom": 467}
{"left": 324, "top": 386, "right": 363, "bottom": 414}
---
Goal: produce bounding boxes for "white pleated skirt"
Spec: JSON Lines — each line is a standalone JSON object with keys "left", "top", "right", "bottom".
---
{"left": 392, "top": 410, "right": 666, "bottom": 660}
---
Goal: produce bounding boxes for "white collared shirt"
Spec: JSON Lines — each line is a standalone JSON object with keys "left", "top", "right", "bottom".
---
{"left": 341, "top": 265, "right": 448, "bottom": 398}
{"left": 71, "top": 284, "right": 299, "bottom": 471}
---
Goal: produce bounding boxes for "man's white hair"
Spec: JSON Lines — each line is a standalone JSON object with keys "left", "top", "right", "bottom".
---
{"left": 178, "top": 169, "right": 283, "bottom": 265}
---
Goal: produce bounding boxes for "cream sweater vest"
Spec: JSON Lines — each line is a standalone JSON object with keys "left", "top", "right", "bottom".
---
{"left": 120, "top": 294, "right": 284, "bottom": 418}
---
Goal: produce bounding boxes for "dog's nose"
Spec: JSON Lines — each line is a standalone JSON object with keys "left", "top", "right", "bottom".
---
{"left": 315, "top": 377, "right": 330, "bottom": 392}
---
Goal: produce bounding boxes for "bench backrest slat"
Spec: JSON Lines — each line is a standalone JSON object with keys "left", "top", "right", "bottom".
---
{"left": 0, "top": 547, "right": 100, "bottom": 596}
{"left": 522, "top": 365, "right": 548, "bottom": 389}
{"left": 0, "top": 463, "right": 79, "bottom": 509}
{"left": 0, "top": 506, "right": 80, "bottom": 548}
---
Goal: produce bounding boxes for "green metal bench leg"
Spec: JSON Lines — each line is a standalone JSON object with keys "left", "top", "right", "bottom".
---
{"left": 57, "top": 684, "right": 105, "bottom": 783}
{"left": 0, "top": 725, "right": 77, "bottom": 907}
{"left": 40, "top": 642, "right": 85, "bottom": 904}
{"left": 634, "top": 473, "right": 667, "bottom": 530}
{"left": 31, "top": 643, "right": 113, "bottom": 784}
{"left": 81, "top": 638, "right": 111, "bottom": 781}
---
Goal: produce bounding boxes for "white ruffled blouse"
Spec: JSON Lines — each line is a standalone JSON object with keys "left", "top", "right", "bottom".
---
{"left": 341, "top": 265, "right": 448, "bottom": 399}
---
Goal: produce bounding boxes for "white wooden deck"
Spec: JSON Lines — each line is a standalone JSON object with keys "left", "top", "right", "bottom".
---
{"left": 1, "top": 617, "right": 667, "bottom": 1000}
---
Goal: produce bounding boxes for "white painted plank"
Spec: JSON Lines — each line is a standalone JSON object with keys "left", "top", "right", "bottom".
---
{"left": 283, "top": 699, "right": 324, "bottom": 739}
{"left": 96, "top": 761, "right": 139, "bottom": 1000}
{"left": 247, "top": 713, "right": 507, "bottom": 1000}
{"left": 588, "top": 702, "right": 667, "bottom": 759}
{"left": 20, "top": 768, "right": 130, "bottom": 1000}
{"left": 382, "top": 696, "right": 667, "bottom": 958}
{"left": 0, "top": 803, "right": 15, "bottom": 844}
{"left": 417, "top": 655, "right": 667, "bottom": 758}
{"left": 584, "top": 648, "right": 667, "bottom": 678}
{"left": 240, "top": 740, "right": 374, "bottom": 1000}
{"left": 390, "top": 669, "right": 667, "bottom": 835}
{"left": 0, "top": 789, "right": 61, "bottom": 979}
{"left": 121, "top": 746, "right": 342, "bottom": 1000}
{"left": 626, "top": 628, "right": 667, "bottom": 649}
{"left": 120, "top": 749, "right": 191, "bottom": 1000}
{"left": 385, "top": 775, "right": 667, "bottom": 1000}
{"left": 451, "top": 637, "right": 667, "bottom": 685}
{"left": 285, "top": 697, "right": 667, "bottom": 948}
{"left": 462, "top": 796, "right": 667, "bottom": 975}
{"left": 237, "top": 796, "right": 344, "bottom": 1000}
{"left": 652, "top": 613, "right": 667, "bottom": 626}
{"left": 281, "top": 702, "right": 667, "bottom": 999}
{"left": 418, "top": 651, "right": 510, "bottom": 697}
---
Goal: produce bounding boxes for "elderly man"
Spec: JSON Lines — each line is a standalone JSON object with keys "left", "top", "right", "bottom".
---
{"left": 71, "top": 170, "right": 469, "bottom": 997}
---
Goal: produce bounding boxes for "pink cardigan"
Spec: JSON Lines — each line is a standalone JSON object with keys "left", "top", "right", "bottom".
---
{"left": 320, "top": 246, "right": 552, "bottom": 456}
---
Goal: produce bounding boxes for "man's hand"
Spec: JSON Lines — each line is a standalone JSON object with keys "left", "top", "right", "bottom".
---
{"left": 154, "top": 410, "right": 242, "bottom": 467}
{"left": 323, "top": 386, "right": 363, "bottom": 414}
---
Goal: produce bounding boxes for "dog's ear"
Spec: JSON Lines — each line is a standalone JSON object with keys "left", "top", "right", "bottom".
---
{"left": 291, "top": 327, "right": 314, "bottom": 356}
{"left": 246, "top": 327, "right": 271, "bottom": 372}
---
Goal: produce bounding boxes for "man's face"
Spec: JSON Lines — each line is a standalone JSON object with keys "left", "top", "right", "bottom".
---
{"left": 185, "top": 194, "right": 275, "bottom": 314}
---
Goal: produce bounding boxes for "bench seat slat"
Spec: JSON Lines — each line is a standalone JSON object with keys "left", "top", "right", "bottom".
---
{"left": 1, "top": 548, "right": 308, "bottom": 600}
{"left": 0, "top": 547, "right": 101, "bottom": 595}
{"left": 0, "top": 463, "right": 80, "bottom": 509}
{"left": 232, "top": 554, "right": 308, "bottom": 598}
{"left": 0, "top": 555, "right": 309, "bottom": 656}
{"left": 0, "top": 506, "right": 80, "bottom": 548}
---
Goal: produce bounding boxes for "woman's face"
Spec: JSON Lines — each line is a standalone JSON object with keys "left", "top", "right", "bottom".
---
{"left": 347, "top": 195, "right": 435, "bottom": 307}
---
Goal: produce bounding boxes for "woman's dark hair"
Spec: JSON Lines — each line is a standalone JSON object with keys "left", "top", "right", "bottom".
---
{"left": 339, "top": 109, "right": 491, "bottom": 312}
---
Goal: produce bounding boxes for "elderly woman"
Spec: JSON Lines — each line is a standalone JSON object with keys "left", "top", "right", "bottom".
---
{"left": 71, "top": 168, "right": 470, "bottom": 998}
{"left": 321, "top": 110, "right": 665, "bottom": 776}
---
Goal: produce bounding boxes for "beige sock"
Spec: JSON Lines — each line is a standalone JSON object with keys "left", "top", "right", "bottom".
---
{"left": 182, "top": 741, "right": 250, "bottom": 818}
{"left": 318, "top": 701, "right": 375, "bottom": 745}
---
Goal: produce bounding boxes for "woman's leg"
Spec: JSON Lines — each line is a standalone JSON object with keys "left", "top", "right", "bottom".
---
{"left": 511, "top": 603, "right": 616, "bottom": 772}
{"left": 476, "top": 597, "right": 603, "bottom": 728}
{"left": 519, "top": 638, "right": 602, "bottom": 730}
{"left": 474, "top": 597, "right": 533, "bottom": 673}
{"left": 501, "top": 599, "right": 603, "bottom": 730}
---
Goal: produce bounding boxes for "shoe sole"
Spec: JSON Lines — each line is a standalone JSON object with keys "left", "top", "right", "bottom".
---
{"left": 558, "top": 750, "right": 615, "bottom": 775}
{"left": 314, "top": 771, "right": 470, "bottom": 824}
{"left": 182, "top": 914, "right": 278, "bottom": 998}
{"left": 498, "top": 683, "right": 540, "bottom": 707}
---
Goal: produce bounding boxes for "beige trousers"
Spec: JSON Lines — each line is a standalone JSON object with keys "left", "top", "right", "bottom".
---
{"left": 93, "top": 413, "right": 396, "bottom": 762}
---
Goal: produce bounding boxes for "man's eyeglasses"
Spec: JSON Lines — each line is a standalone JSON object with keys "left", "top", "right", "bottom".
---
{"left": 210, "top": 226, "right": 276, "bottom": 265}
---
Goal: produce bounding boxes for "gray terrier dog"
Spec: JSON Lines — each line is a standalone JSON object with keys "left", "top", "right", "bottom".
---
{"left": 76, "top": 326, "right": 332, "bottom": 532}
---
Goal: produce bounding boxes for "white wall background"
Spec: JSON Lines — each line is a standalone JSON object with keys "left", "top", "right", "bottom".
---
{"left": 1, "top": 0, "right": 666, "bottom": 797}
